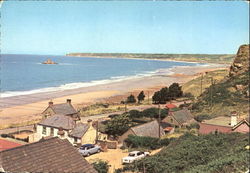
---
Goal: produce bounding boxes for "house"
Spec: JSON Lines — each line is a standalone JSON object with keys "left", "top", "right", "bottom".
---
{"left": 0, "top": 137, "right": 97, "bottom": 173}
{"left": 0, "top": 138, "right": 23, "bottom": 151}
{"left": 162, "top": 109, "right": 196, "bottom": 127}
{"left": 42, "top": 99, "right": 80, "bottom": 121}
{"left": 118, "top": 120, "right": 165, "bottom": 144}
{"left": 199, "top": 115, "right": 249, "bottom": 134}
{"left": 31, "top": 114, "right": 98, "bottom": 145}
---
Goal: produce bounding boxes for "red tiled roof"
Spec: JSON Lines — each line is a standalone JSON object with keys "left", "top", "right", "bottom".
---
{"left": 164, "top": 127, "right": 173, "bottom": 131}
{"left": 0, "top": 138, "right": 22, "bottom": 151}
{"left": 165, "top": 104, "right": 177, "bottom": 109}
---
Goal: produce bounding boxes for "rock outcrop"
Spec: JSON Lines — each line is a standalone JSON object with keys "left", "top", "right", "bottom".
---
{"left": 42, "top": 59, "right": 58, "bottom": 64}
{"left": 229, "top": 44, "right": 249, "bottom": 77}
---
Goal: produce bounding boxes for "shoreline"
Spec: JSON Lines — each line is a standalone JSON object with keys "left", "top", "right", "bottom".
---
{"left": 0, "top": 64, "right": 228, "bottom": 128}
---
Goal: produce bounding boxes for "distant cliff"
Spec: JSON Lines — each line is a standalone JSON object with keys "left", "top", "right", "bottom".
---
{"left": 229, "top": 44, "right": 249, "bottom": 77}
{"left": 66, "top": 53, "right": 235, "bottom": 64}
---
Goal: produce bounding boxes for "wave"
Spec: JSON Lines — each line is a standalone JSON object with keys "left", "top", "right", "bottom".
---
{"left": 0, "top": 69, "right": 174, "bottom": 98}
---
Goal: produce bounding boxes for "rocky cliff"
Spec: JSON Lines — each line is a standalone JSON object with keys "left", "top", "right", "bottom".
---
{"left": 229, "top": 44, "right": 249, "bottom": 77}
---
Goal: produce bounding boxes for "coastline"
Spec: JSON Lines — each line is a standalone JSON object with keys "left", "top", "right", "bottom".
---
{"left": 0, "top": 64, "right": 227, "bottom": 128}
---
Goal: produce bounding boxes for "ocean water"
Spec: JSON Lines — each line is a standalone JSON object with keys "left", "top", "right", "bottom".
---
{"left": 0, "top": 54, "right": 202, "bottom": 98}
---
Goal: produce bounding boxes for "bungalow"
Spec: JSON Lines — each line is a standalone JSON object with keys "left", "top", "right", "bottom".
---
{"left": 0, "top": 137, "right": 97, "bottom": 173}
{"left": 162, "top": 109, "right": 196, "bottom": 127}
{"left": 199, "top": 115, "right": 249, "bottom": 134}
{"left": 118, "top": 120, "right": 165, "bottom": 144}
{"left": 42, "top": 99, "right": 80, "bottom": 121}
{"left": 31, "top": 114, "right": 98, "bottom": 145}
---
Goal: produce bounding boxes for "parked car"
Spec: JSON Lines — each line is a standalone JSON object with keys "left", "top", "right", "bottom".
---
{"left": 122, "top": 151, "right": 150, "bottom": 164}
{"left": 78, "top": 144, "right": 101, "bottom": 156}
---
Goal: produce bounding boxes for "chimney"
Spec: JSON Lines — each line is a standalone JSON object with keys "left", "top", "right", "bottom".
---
{"left": 87, "top": 119, "right": 93, "bottom": 127}
{"left": 67, "top": 99, "right": 71, "bottom": 104}
{"left": 49, "top": 101, "right": 53, "bottom": 106}
{"left": 230, "top": 111, "right": 237, "bottom": 127}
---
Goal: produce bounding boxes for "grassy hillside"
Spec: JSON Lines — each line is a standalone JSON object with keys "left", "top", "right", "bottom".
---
{"left": 66, "top": 53, "right": 235, "bottom": 64}
{"left": 192, "top": 71, "right": 249, "bottom": 118}
{"left": 119, "top": 133, "right": 249, "bottom": 173}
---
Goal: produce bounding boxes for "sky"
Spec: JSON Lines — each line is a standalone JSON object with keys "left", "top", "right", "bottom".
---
{"left": 1, "top": 1, "right": 249, "bottom": 55}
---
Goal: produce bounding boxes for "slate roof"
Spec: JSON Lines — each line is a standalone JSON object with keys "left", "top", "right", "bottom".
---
{"left": 170, "top": 109, "right": 194, "bottom": 125}
{"left": 50, "top": 103, "right": 77, "bottom": 115}
{"left": 38, "top": 114, "right": 75, "bottom": 130}
{"left": 0, "top": 137, "right": 97, "bottom": 173}
{"left": 69, "top": 123, "right": 90, "bottom": 139}
{"left": 131, "top": 120, "right": 165, "bottom": 138}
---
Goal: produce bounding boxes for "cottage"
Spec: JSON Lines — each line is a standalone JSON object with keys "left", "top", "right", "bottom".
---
{"left": 118, "top": 120, "right": 165, "bottom": 144}
{"left": 199, "top": 115, "right": 249, "bottom": 134}
{"left": 31, "top": 115, "right": 98, "bottom": 145}
{"left": 0, "top": 137, "right": 97, "bottom": 173}
{"left": 42, "top": 99, "right": 80, "bottom": 121}
{"left": 162, "top": 109, "right": 196, "bottom": 127}
{"left": 165, "top": 103, "right": 177, "bottom": 109}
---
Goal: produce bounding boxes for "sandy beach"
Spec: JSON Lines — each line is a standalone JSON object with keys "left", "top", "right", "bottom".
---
{"left": 0, "top": 64, "right": 227, "bottom": 128}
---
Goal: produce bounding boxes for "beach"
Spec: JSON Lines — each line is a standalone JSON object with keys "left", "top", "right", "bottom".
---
{"left": 0, "top": 64, "right": 227, "bottom": 128}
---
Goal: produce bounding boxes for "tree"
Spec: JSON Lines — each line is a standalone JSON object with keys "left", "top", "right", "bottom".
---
{"left": 105, "top": 114, "right": 132, "bottom": 137}
{"left": 152, "top": 87, "right": 170, "bottom": 104}
{"left": 126, "top": 94, "right": 136, "bottom": 103}
{"left": 169, "top": 83, "right": 183, "bottom": 98}
{"left": 137, "top": 91, "right": 145, "bottom": 103}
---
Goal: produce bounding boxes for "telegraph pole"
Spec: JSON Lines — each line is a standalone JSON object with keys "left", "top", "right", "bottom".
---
{"left": 210, "top": 77, "right": 214, "bottom": 109}
{"left": 200, "top": 73, "right": 203, "bottom": 96}
{"left": 158, "top": 104, "right": 161, "bottom": 138}
{"left": 95, "top": 120, "right": 99, "bottom": 144}
{"left": 147, "top": 91, "right": 150, "bottom": 105}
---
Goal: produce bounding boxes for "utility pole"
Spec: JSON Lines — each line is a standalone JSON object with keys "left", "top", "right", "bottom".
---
{"left": 125, "top": 101, "right": 127, "bottom": 112}
{"left": 158, "top": 104, "right": 161, "bottom": 138}
{"left": 200, "top": 73, "right": 203, "bottom": 96}
{"left": 210, "top": 77, "right": 214, "bottom": 109}
{"left": 148, "top": 91, "right": 150, "bottom": 105}
{"left": 95, "top": 120, "right": 99, "bottom": 144}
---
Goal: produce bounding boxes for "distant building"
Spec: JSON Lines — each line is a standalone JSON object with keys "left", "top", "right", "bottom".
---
{"left": 199, "top": 115, "right": 249, "bottom": 134}
{"left": 165, "top": 103, "right": 177, "bottom": 110}
{"left": 42, "top": 99, "right": 80, "bottom": 121}
{"left": 162, "top": 109, "right": 196, "bottom": 127}
{"left": 0, "top": 137, "right": 97, "bottom": 173}
{"left": 118, "top": 120, "right": 165, "bottom": 144}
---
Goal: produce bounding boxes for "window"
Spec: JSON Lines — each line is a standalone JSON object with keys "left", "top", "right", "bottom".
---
{"left": 42, "top": 126, "right": 46, "bottom": 135}
{"left": 74, "top": 137, "right": 77, "bottom": 143}
{"left": 50, "top": 128, "right": 54, "bottom": 136}
{"left": 170, "top": 118, "right": 173, "bottom": 123}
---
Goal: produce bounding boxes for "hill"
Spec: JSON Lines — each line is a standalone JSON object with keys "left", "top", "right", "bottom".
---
{"left": 66, "top": 53, "right": 235, "bottom": 64}
{"left": 191, "top": 44, "right": 249, "bottom": 118}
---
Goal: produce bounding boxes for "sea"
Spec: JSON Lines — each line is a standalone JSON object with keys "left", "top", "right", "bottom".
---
{"left": 0, "top": 54, "right": 204, "bottom": 98}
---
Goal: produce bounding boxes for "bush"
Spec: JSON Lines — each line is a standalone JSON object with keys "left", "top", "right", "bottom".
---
{"left": 126, "top": 94, "right": 136, "bottom": 103}
{"left": 194, "top": 114, "right": 211, "bottom": 122}
{"left": 128, "top": 110, "right": 142, "bottom": 118}
{"left": 141, "top": 107, "right": 168, "bottom": 119}
{"left": 124, "top": 135, "right": 170, "bottom": 150}
{"left": 93, "top": 160, "right": 109, "bottom": 173}
{"left": 187, "top": 122, "right": 200, "bottom": 130}
{"left": 1, "top": 134, "right": 8, "bottom": 138}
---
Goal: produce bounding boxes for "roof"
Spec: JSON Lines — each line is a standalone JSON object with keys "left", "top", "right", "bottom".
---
{"left": 232, "top": 119, "right": 250, "bottom": 130}
{"left": 50, "top": 103, "right": 77, "bottom": 115}
{"left": 69, "top": 123, "right": 89, "bottom": 138}
{"left": 199, "top": 123, "right": 232, "bottom": 134}
{"left": 0, "top": 137, "right": 97, "bottom": 173}
{"left": 202, "top": 116, "right": 235, "bottom": 127}
{"left": 38, "top": 114, "right": 75, "bottom": 130}
{"left": 170, "top": 109, "right": 194, "bottom": 125}
{"left": 165, "top": 103, "right": 177, "bottom": 109}
{"left": 164, "top": 127, "right": 174, "bottom": 131}
{"left": 0, "top": 138, "right": 22, "bottom": 151}
{"left": 131, "top": 120, "right": 165, "bottom": 138}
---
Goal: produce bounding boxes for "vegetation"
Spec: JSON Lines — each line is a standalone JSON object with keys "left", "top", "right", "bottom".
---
{"left": 126, "top": 94, "right": 137, "bottom": 104}
{"left": 93, "top": 160, "right": 109, "bottom": 173}
{"left": 119, "top": 133, "right": 249, "bottom": 173}
{"left": 124, "top": 135, "right": 170, "bottom": 150}
{"left": 152, "top": 83, "right": 183, "bottom": 104}
{"left": 67, "top": 53, "right": 235, "bottom": 64}
{"left": 105, "top": 114, "right": 132, "bottom": 137}
{"left": 137, "top": 91, "right": 145, "bottom": 104}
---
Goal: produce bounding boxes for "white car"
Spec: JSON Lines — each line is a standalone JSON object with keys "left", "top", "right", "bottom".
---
{"left": 122, "top": 151, "right": 150, "bottom": 164}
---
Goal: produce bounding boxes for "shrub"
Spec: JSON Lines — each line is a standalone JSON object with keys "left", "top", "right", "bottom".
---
{"left": 124, "top": 135, "right": 170, "bottom": 150}
{"left": 128, "top": 110, "right": 142, "bottom": 118}
{"left": 194, "top": 114, "right": 211, "bottom": 122}
{"left": 93, "top": 160, "right": 109, "bottom": 173}
{"left": 1, "top": 134, "right": 8, "bottom": 138}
